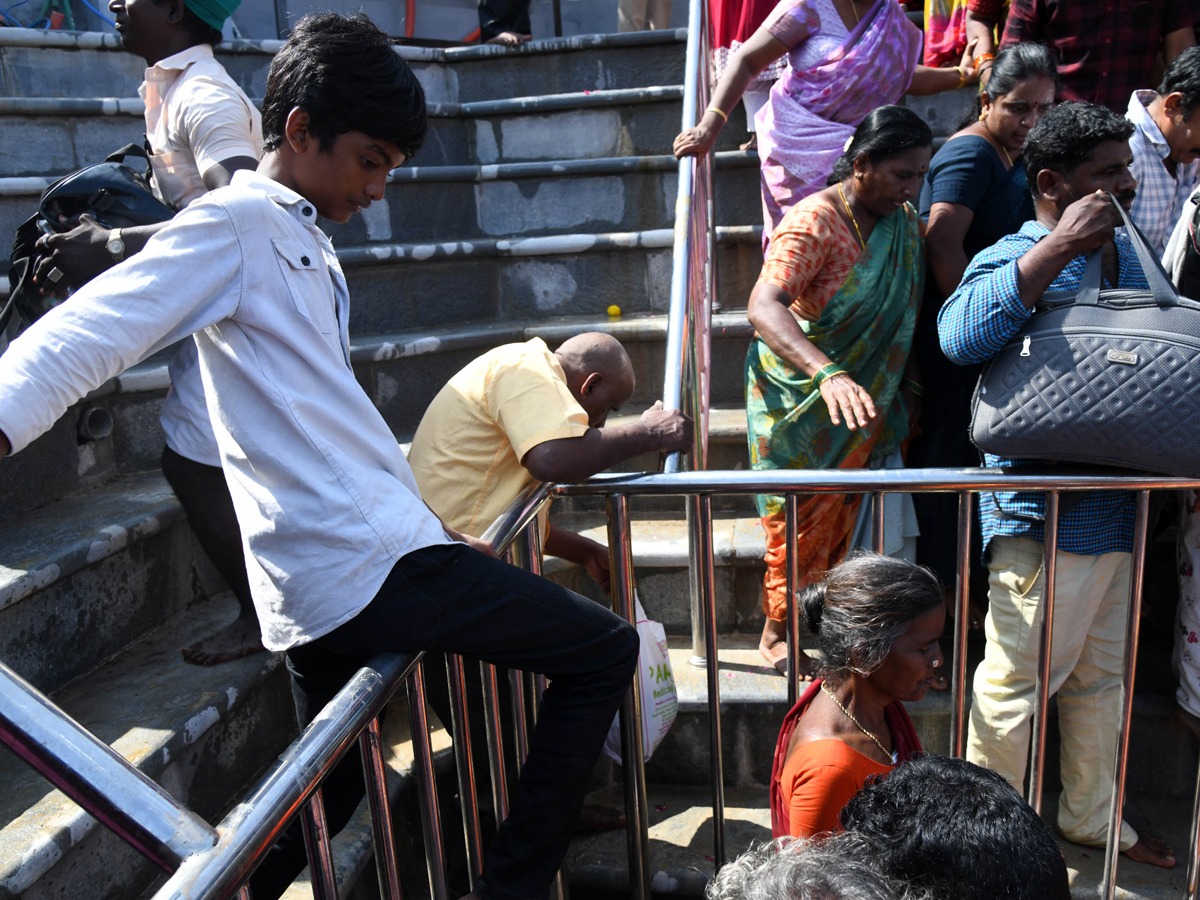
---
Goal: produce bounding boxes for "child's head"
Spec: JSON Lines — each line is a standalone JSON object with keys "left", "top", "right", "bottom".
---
{"left": 261, "top": 12, "right": 426, "bottom": 161}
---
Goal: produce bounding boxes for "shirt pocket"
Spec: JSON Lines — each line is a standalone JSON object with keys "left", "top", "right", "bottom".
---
{"left": 272, "top": 238, "right": 335, "bottom": 334}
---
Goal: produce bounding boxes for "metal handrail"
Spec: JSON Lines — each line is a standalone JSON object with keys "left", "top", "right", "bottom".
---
{"left": 7, "top": 466, "right": 1200, "bottom": 899}
{"left": 661, "top": 0, "right": 714, "bottom": 476}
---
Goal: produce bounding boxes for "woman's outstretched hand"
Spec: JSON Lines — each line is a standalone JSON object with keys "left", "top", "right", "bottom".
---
{"left": 819, "top": 373, "right": 876, "bottom": 430}
{"left": 673, "top": 123, "right": 718, "bottom": 159}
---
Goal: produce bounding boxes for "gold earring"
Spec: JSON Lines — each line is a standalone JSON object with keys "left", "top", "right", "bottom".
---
{"left": 979, "top": 110, "right": 987, "bottom": 122}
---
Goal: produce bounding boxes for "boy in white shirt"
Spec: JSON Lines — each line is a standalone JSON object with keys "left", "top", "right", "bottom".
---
{"left": 0, "top": 13, "right": 638, "bottom": 899}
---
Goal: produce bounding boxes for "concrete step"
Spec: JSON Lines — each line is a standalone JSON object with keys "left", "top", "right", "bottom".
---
{"left": 435, "top": 31, "right": 686, "bottom": 103}
{"left": 563, "top": 782, "right": 1196, "bottom": 899}
{"left": 0, "top": 30, "right": 683, "bottom": 105}
{"left": 0, "top": 471, "right": 202, "bottom": 694}
{"left": 0, "top": 593, "right": 294, "bottom": 900}
{"left": 338, "top": 226, "right": 760, "bottom": 335}
{"left": 0, "top": 86, "right": 686, "bottom": 179}
{"left": 0, "top": 30, "right": 273, "bottom": 101}
{"left": 320, "top": 152, "right": 759, "bottom": 246}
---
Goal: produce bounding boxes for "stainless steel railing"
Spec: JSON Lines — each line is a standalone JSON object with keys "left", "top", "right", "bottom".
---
{"left": 7, "top": 465, "right": 1200, "bottom": 900}
{"left": 551, "top": 466, "right": 1200, "bottom": 899}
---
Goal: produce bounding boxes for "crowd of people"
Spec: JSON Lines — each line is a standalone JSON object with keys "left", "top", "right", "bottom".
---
{"left": 7, "top": 0, "right": 1200, "bottom": 896}
{"left": 682, "top": 0, "right": 1200, "bottom": 887}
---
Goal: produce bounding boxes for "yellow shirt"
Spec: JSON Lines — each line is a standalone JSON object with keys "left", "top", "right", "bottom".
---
{"left": 408, "top": 338, "right": 590, "bottom": 536}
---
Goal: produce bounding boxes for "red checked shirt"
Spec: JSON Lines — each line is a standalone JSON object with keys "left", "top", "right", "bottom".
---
{"left": 1000, "top": 0, "right": 1200, "bottom": 111}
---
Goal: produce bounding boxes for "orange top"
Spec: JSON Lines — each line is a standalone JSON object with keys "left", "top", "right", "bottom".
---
{"left": 777, "top": 738, "right": 892, "bottom": 838}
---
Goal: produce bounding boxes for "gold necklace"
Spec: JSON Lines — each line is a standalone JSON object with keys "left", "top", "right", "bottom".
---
{"left": 837, "top": 182, "right": 866, "bottom": 250}
{"left": 982, "top": 121, "right": 1014, "bottom": 168}
{"left": 821, "top": 683, "right": 891, "bottom": 760}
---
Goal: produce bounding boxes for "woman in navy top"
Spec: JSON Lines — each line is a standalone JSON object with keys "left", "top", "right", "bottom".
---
{"left": 908, "top": 42, "right": 1058, "bottom": 603}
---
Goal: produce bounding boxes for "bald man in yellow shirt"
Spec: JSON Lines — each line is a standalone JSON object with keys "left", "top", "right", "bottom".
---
{"left": 408, "top": 332, "right": 692, "bottom": 586}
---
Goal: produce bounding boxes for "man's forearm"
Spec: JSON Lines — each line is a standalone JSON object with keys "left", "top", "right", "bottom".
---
{"left": 524, "top": 426, "right": 659, "bottom": 483}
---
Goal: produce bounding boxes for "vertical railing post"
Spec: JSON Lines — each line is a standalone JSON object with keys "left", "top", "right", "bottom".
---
{"left": 785, "top": 493, "right": 801, "bottom": 706}
{"left": 445, "top": 654, "right": 483, "bottom": 890}
{"left": 1187, "top": 752, "right": 1200, "bottom": 898}
{"left": 607, "top": 493, "right": 651, "bottom": 898}
{"left": 480, "top": 662, "right": 510, "bottom": 823}
{"left": 359, "top": 716, "right": 404, "bottom": 900}
{"left": 950, "top": 491, "right": 973, "bottom": 757}
{"left": 299, "top": 788, "right": 338, "bottom": 900}
{"left": 871, "top": 491, "right": 886, "bottom": 554}
{"left": 694, "top": 493, "right": 726, "bottom": 869}
{"left": 1102, "top": 490, "right": 1152, "bottom": 898}
{"left": 1028, "top": 491, "right": 1060, "bottom": 812}
{"left": 408, "top": 661, "right": 449, "bottom": 900}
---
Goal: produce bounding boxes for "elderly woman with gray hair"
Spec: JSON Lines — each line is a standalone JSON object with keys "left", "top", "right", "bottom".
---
{"left": 770, "top": 554, "right": 944, "bottom": 838}
{"left": 707, "top": 835, "right": 923, "bottom": 900}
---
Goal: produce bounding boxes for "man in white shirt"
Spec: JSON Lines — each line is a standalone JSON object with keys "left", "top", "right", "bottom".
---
{"left": 32, "top": 0, "right": 266, "bottom": 666}
{"left": 0, "top": 13, "right": 638, "bottom": 899}
{"left": 1126, "top": 46, "right": 1200, "bottom": 256}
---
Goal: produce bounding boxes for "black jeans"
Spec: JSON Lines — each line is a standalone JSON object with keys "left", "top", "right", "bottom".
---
{"left": 284, "top": 543, "right": 637, "bottom": 899}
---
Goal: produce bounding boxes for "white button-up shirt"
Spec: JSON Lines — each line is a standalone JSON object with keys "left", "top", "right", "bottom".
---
{"left": 1127, "top": 89, "right": 1200, "bottom": 257}
{"left": 0, "top": 170, "right": 452, "bottom": 650}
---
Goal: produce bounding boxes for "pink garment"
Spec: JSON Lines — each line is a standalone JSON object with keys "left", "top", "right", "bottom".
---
{"left": 754, "top": 0, "right": 922, "bottom": 246}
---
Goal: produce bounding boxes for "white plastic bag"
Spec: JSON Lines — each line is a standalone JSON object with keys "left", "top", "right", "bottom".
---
{"left": 602, "top": 594, "right": 678, "bottom": 764}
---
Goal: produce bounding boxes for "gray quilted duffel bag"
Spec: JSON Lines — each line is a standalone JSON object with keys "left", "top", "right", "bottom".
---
{"left": 970, "top": 195, "right": 1200, "bottom": 478}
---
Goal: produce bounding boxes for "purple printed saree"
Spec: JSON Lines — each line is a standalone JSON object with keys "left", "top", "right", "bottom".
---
{"left": 754, "top": 0, "right": 922, "bottom": 247}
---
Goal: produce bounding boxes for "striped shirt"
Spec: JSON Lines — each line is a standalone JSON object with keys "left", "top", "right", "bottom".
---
{"left": 1127, "top": 90, "right": 1200, "bottom": 258}
{"left": 937, "top": 220, "right": 1146, "bottom": 556}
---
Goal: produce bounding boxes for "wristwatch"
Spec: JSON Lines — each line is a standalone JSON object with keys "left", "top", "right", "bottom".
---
{"left": 106, "top": 228, "right": 125, "bottom": 262}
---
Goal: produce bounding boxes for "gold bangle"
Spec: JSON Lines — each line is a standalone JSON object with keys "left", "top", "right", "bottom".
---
{"left": 954, "top": 65, "right": 967, "bottom": 89}
{"left": 706, "top": 104, "right": 729, "bottom": 123}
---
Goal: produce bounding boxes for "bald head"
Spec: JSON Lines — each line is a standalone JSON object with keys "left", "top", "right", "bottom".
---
{"left": 555, "top": 332, "right": 635, "bottom": 427}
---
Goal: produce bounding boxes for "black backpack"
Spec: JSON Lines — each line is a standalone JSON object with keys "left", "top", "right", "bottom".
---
{"left": 4, "top": 143, "right": 174, "bottom": 334}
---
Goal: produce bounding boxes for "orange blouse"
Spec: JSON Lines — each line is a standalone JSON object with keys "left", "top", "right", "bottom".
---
{"left": 777, "top": 738, "right": 892, "bottom": 838}
{"left": 757, "top": 193, "right": 861, "bottom": 323}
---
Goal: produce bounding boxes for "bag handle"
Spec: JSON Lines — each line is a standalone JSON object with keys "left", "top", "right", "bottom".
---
{"left": 1076, "top": 192, "right": 1179, "bottom": 307}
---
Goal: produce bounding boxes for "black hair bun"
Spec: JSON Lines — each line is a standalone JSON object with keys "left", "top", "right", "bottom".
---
{"left": 799, "top": 583, "right": 827, "bottom": 634}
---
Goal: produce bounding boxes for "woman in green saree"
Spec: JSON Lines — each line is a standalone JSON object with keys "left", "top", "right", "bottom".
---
{"left": 748, "top": 106, "right": 931, "bottom": 676}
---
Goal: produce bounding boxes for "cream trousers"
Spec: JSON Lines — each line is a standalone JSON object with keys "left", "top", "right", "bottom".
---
{"left": 967, "top": 536, "right": 1137, "bottom": 850}
{"left": 617, "top": 0, "right": 671, "bottom": 31}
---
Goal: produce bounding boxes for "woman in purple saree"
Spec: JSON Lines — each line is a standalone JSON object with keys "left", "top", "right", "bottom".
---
{"left": 675, "top": 0, "right": 977, "bottom": 248}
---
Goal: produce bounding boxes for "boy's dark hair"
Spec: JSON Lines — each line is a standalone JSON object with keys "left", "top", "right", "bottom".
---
{"left": 261, "top": 12, "right": 426, "bottom": 159}
{"left": 1158, "top": 45, "right": 1200, "bottom": 119}
{"left": 840, "top": 754, "right": 1071, "bottom": 900}
{"left": 1023, "top": 101, "right": 1133, "bottom": 197}
{"left": 828, "top": 105, "right": 933, "bottom": 184}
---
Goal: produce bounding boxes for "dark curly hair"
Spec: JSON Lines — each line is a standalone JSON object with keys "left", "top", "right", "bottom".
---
{"left": 841, "top": 754, "right": 1070, "bottom": 900}
{"left": 261, "top": 12, "right": 426, "bottom": 160}
{"left": 1022, "top": 101, "right": 1133, "bottom": 197}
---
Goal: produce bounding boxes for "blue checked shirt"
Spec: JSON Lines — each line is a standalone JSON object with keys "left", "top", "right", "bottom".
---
{"left": 937, "top": 220, "right": 1145, "bottom": 556}
{"left": 1127, "top": 89, "right": 1200, "bottom": 257}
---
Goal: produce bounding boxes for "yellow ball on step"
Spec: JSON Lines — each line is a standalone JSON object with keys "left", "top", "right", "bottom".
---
{"left": 607, "top": 304, "right": 621, "bottom": 317}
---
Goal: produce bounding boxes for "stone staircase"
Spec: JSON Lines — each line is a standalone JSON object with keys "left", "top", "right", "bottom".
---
{"left": 2, "top": 22, "right": 1198, "bottom": 900}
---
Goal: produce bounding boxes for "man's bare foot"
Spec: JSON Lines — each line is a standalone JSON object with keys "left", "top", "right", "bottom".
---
{"left": 1123, "top": 834, "right": 1177, "bottom": 868}
{"left": 181, "top": 616, "right": 265, "bottom": 666}
{"left": 484, "top": 30, "right": 530, "bottom": 45}
{"left": 760, "top": 617, "right": 815, "bottom": 680}
{"left": 739, "top": 134, "right": 757, "bottom": 151}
